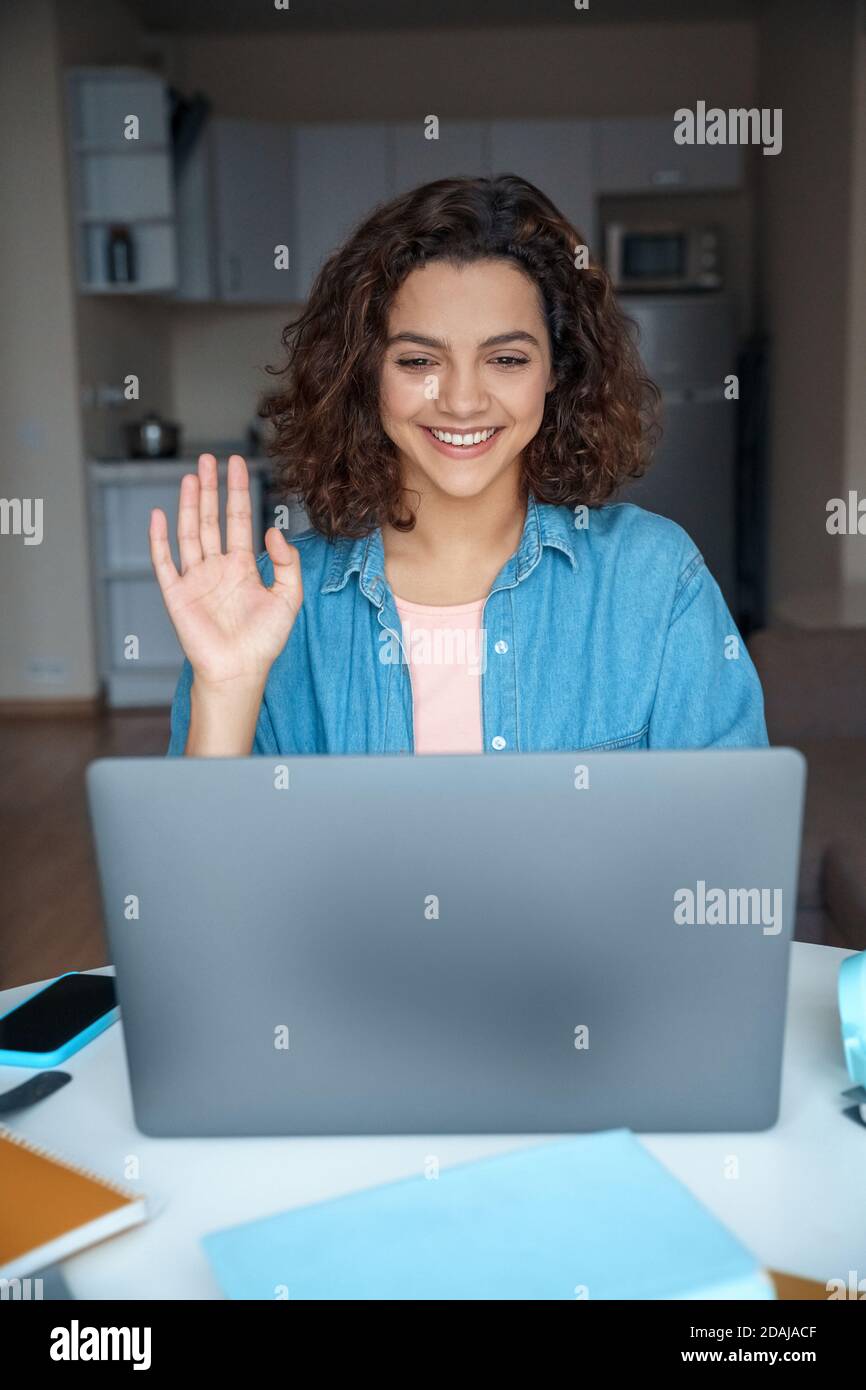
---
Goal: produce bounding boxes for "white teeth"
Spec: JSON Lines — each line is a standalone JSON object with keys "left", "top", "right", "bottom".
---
{"left": 429, "top": 427, "right": 497, "bottom": 446}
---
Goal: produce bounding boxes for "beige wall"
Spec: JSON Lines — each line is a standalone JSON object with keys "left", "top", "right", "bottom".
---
{"left": 0, "top": 0, "right": 165, "bottom": 701}
{"left": 166, "top": 21, "right": 758, "bottom": 122}
{"left": 0, "top": 0, "right": 97, "bottom": 699}
{"left": 166, "top": 305, "right": 289, "bottom": 449}
{"left": 757, "top": 0, "right": 864, "bottom": 618}
{"left": 76, "top": 297, "right": 173, "bottom": 460}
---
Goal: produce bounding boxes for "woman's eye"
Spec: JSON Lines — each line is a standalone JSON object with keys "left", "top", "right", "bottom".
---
{"left": 395, "top": 355, "right": 530, "bottom": 370}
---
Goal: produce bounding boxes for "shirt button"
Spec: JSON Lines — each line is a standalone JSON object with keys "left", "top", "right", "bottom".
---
{"left": 494, "top": 640, "right": 509, "bottom": 655}
{"left": 491, "top": 735, "right": 507, "bottom": 750}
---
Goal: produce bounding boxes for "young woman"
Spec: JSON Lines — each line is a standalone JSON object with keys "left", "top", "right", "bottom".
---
{"left": 152, "top": 175, "right": 768, "bottom": 757}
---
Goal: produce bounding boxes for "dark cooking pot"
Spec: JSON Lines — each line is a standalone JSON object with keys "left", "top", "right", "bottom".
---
{"left": 124, "top": 413, "right": 181, "bottom": 459}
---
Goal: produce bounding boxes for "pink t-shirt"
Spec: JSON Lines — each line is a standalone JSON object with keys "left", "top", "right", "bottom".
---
{"left": 393, "top": 594, "right": 485, "bottom": 755}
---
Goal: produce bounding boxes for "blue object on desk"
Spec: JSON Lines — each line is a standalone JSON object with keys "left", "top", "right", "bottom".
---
{"left": 0, "top": 972, "right": 119, "bottom": 1069}
{"left": 839, "top": 951, "right": 866, "bottom": 1089}
{"left": 202, "top": 1129, "right": 774, "bottom": 1301}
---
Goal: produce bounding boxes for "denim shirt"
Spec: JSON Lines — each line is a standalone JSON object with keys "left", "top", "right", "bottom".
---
{"left": 167, "top": 497, "right": 769, "bottom": 756}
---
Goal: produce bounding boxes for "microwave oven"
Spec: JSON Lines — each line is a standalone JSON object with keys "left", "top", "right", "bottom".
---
{"left": 605, "top": 222, "right": 723, "bottom": 292}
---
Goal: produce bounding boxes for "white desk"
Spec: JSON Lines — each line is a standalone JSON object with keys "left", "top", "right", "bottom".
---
{"left": 1, "top": 942, "right": 861, "bottom": 1299}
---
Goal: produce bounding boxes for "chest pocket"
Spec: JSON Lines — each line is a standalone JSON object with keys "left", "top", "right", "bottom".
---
{"left": 581, "top": 724, "right": 650, "bottom": 752}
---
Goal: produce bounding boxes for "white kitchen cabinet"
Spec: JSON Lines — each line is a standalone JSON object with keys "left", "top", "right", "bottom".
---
{"left": 106, "top": 577, "right": 186, "bottom": 673}
{"left": 489, "top": 119, "right": 596, "bottom": 250}
{"left": 177, "top": 118, "right": 389, "bottom": 303}
{"left": 89, "top": 460, "right": 266, "bottom": 707}
{"left": 389, "top": 120, "right": 488, "bottom": 197}
{"left": 389, "top": 119, "right": 596, "bottom": 248}
{"left": 171, "top": 113, "right": 744, "bottom": 308}
{"left": 175, "top": 118, "right": 296, "bottom": 303}
{"left": 291, "top": 122, "right": 390, "bottom": 299}
{"left": 593, "top": 116, "right": 742, "bottom": 194}
{"left": 173, "top": 131, "right": 215, "bottom": 301}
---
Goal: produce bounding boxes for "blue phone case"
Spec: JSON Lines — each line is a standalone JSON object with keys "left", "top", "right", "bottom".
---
{"left": 0, "top": 971, "right": 120, "bottom": 1069}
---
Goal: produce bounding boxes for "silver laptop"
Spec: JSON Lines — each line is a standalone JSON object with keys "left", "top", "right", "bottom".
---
{"left": 86, "top": 749, "right": 806, "bottom": 1137}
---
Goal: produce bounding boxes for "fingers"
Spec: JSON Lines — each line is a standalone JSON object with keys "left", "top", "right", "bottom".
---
{"left": 177, "top": 471, "right": 203, "bottom": 572}
{"left": 149, "top": 507, "right": 180, "bottom": 593}
{"left": 176, "top": 454, "right": 252, "bottom": 571}
{"left": 197, "top": 453, "right": 222, "bottom": 558}
{"left": 225, "top": 454, "right": 254, "bottom": 554}
{"left": 265, "top": 527, "right": 303, "bottom": 611}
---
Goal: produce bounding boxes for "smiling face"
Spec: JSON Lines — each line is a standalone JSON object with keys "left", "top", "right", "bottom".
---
{"left": 379, "top": 258, "right": 555, "bottom": 505}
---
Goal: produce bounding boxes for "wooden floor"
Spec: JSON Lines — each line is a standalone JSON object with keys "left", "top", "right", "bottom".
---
{"left": 0, "top": 708, "right": 169, "bottom": 990}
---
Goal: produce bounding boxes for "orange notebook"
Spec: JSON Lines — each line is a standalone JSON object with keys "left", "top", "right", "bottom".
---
{"left": 0, "top": 1127, "right": 147, "bottom": 1278}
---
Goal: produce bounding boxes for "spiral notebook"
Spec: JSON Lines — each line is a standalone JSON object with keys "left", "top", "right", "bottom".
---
{"left": 0, "top": 1127, "right": 147, "bottom": 1279}
{"left": 202, "top": 1129, "right": 776, "bottom": 1300}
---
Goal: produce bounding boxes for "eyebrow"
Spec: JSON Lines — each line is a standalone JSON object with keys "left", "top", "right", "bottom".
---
{"left": 386, "top": 330, "right": 542, "bottom": 351}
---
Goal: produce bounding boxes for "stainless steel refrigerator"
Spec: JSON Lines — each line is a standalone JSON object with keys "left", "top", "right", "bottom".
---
{"left": 617, "top": 293, "right": 738, "bottom": 610}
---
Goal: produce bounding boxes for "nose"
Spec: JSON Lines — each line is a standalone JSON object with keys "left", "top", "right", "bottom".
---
{"left": 437, "top": 361, "right": 490, "bottom": 421}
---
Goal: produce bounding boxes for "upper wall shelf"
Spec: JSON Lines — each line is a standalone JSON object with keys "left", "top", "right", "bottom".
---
{"left": 64, "top": 68, "right": 745, "bottom": 305}
{"left": 66, "top": 67, "right": 178, "bottom": 295}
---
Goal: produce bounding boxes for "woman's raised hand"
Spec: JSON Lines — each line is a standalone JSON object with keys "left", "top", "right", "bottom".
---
{"left": 149, "top": 454, "right": 303, "bottom": 694}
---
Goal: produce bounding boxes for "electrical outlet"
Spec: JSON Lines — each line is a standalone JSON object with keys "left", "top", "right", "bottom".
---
{"left": 26, "top": 658, "right": 68, "bottom": 686}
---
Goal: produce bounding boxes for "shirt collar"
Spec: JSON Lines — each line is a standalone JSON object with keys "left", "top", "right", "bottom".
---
{"left": 320, "top": 494, "right": 578, "bottom": 600}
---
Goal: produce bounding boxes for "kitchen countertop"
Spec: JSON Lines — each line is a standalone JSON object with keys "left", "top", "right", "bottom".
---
{"left": 89, "top": 456, "right": 275, "bottom": 481}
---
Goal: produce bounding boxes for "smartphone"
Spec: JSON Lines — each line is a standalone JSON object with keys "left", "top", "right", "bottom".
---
{"left": 0, "top": 972, "right": 118, "bottom": 1068}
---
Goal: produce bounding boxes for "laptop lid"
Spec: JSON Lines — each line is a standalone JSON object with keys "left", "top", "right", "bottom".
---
{"left": 86, "top": 749, "right": 806, "bottom": 1136}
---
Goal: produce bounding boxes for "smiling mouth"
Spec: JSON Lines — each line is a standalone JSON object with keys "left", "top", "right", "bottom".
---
{"left": 421, "top": 425, "right": 504, "bottom": 448}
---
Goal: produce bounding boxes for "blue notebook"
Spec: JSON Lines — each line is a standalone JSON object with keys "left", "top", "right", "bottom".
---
{"left": 202, "top": 1129, "right": 774, "bottom": 1300}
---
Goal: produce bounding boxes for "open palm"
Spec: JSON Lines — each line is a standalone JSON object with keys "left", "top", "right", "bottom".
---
{"left": 149, "top": 454, "right": 303, "bottom": 689}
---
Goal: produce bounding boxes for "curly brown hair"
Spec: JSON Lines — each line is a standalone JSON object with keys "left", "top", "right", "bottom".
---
{"left": 260, "top": 174, "right": 661, "bottom": 538}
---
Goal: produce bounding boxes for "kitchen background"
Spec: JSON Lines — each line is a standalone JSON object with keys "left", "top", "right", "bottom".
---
{"left": 2, "top": 0, "right": 866, "bottom": 982}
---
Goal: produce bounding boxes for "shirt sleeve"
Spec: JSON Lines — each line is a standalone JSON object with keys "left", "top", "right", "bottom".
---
{"left": 252, "top": 694, "right": 279, "bottom": 755}
{"left": 648, "top": 554, "right": 769, "bottom": 749}
{"left": 166, "top": 658, "right": 193, "bottom": 756}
